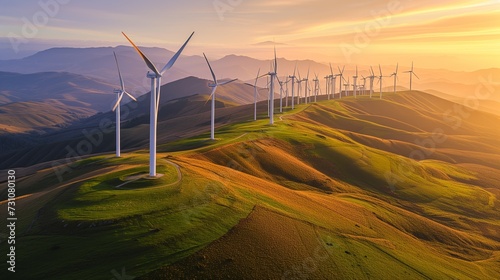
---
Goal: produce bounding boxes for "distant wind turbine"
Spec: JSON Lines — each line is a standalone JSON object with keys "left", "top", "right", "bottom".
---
{"left": 368, "top": 66, "right": 375, "bottom": 98}
{"left": 203, "top": 53, "right": 237, "bottom": 140}
{"left": 297, "top": 70, "right": 302, "bottom": 105}
{"left": 338, "top": 66, "right": 346, "bottom": 98}
{"left": 344, "top": 77, "right": 350, "bottom": 95}
{"left": 353, "top": 66, "right": 358, "bottom": 98}
{"left": 122, "top": 31, "right": 194, "bottom": 177}
{"left": 390, "top": 63, "right": 399, "bottom": 93}
{"left": 288, "top": 63, "right": 297, "bottom": 109}
{"left": 249, "top": 68, "right": 267, "bottom": 121}
{"left": 377, "top": 64, "right": 385, "bottom": 99}
{"left": 324, "top": 74, "right": 330, "bottom": 100}
{"left": 404, "top": 61, "right": 419, "bottom": 91}
{"left": 264, "top": 47, "right": 279, "bottom": 125}
{"left": 313, "top": 73, "right": 319, "bottom": 102}
{"left": 111, "top": 51, "right": 137, "bottom": 158}
{"left": 330, "top": 63, "right": 337, "bottom": 100}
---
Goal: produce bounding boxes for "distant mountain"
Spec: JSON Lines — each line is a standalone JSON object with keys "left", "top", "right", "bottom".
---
{"left": 0, "top": 71, "right": 119, "bottom": 134}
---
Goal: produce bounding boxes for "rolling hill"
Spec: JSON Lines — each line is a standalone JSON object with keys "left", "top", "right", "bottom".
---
{"left": 0, "top": 71, "right": 118, "bottom": 134}
{"left": 0, "top": 76, "right": 267, "bottom": 169}
{"left": 0, "top": 90, "right": 499, "bottom": 279}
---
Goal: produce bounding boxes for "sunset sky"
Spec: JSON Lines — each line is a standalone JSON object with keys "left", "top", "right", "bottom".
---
{"left": 1, "top": 0, "right": 499, "bottom": 70}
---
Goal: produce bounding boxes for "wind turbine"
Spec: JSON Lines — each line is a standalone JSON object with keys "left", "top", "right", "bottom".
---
{"left": 352, "top": 66, "right": 358, "bottom": 98}
{"left": 337, "top": 66, "right": 345, "bottom": 98}
{"left": 329, "top": 63, "right": 337, "bottom": 100}
{"left": 313, "top": 73, "right": 320, "bottom": 102}
{"left": 288, "top": 64, "right": 297, "bottom": 109}
{"left": 324, "top": 74, "right": 330, "bottom": 100}
{"left": 248, "top": 69, "right": 267, "bottom": 121}
{"left": 404, "top": 61, "right": 419, "bottom": 91}
{"left": 203, "top": 53, "right": 237, "bottom": 140}
{"left": 303, "top": 68, "right": 310, "bottom": 104}
{"left": 284, "top": 76, "right": 291, "bottom": 108}
{"left": 122, "top": 31, "right": 194, "bottom": 177}
{"left": 390, "top": 63, "right": 399, "bottom": 93}
{"left": 278, "top": 77, "right": 285, "bottom": 112}
{"left": 297, "top": 70, "right": 302, "bottom": 105}
{"left": 344, "top": 77, "right": 350, "bottom": 95}
{"left": 368, "top": 66, "right": 376, "bottom": 98}
{"left": 264, "top": 47, "right": 279, "bottom": 125}
{"left": 377, "top": 64, "right": 384, "bottom": 99}
{"left": 111, "top": 51, "right": 137, "bottom": 158}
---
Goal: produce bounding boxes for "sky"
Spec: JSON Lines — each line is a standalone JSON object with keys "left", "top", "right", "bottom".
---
{"left": 0, "top": 0, "right": 499, "bottom": 71}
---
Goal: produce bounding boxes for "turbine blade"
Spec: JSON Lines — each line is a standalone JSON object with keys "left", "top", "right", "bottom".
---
{"left": 219, "top": 78, "right": 237, "bottom": 86}
{"left": 203, "top": 53, "right": 217, "bottom": 84}
{"left": 124, "top": 91, "right": 137, "bottom": 101}
{"left": 413, "top": 72, "right": 420, "bottom": 79}
{"left": 112, "top": 92, "right": 124, "bottom": 112}
{"left": 160, "top": 31, "right": 195, "bottom": 75}
{"left": 330, "top": 63, "right": 334, "bottom": 76}
{"left": 379, "top": 64, "right": 382, "bottom": 76}
{"left": 122, "top": 32, "right": 160, "bottom": 75}
{"left": 113, "top": 51, "right": 125, "bottom": 90}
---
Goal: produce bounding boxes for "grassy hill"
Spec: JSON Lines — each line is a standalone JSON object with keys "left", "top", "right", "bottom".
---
{"left": 1, "top": 91, "right": 499, "bottom": 279}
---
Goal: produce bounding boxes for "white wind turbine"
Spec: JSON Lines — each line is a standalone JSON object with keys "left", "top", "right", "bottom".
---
{"left": 122, "top": 31, "right": 194, "bottom": 177}
{"left": 344, "top": 77, "right": 350, "bottom": 95}
{"left": 111, "top": 51, "right": 137, "bottom": 158}
{"left": 330, "top": 63, "right": 337, "bottom": 100}
{"left": 203, "top": 53, "right": 237, "bottom": 140}
{"left": 288, "top": 64, "right": 297, "bottom": 109}
{"left": 404, "top": 61, "right": 419, "bottom": 91}
{"left": 296, "top": 71, "right": 302, "bottom": 105}
{"left": 324, "top": 74, "right": 330, "bottom": 100}
{"left": 337, "top": 66, "right": 346, "bottom": 98}
{"left": 247, "top": 68, "right": 267, "bottom": 121}
{"left": 284, "top": 76, "right": 291, "bottom": 108}
{"left": 352, "top": 66, "right": 358, "bottom": 98}
{"left": 368, "top": 66, "right": 376, "bottom": 98}
{"left": 313, "top": 74, "right": 318, "bottom": 102}
{"left": 377, "top": 64, "right": 385, "bottom": 99}
{"left": 278, "top": 77, "right": 286, "bottom": 112}
{"left": 264, "top": 47, "right": 279, "bottom": 125}
{"left": 390, "top": 63, "right": 399, "bottom": 93}
{"left": 303, "top": 68, "right": 310, "bottom": 104}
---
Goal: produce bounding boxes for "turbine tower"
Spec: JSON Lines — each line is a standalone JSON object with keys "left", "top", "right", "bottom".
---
{"left": 111, "top": 51, "right": 137, "bottom": 158}
{"left": 203, "top": 53, "right": 237, "bottom": 140}
{"left": 404, "top": 61, "right": 419, "bottom": 91}
{"left": 122, "top": 31, "right": 194, "bottom": 177}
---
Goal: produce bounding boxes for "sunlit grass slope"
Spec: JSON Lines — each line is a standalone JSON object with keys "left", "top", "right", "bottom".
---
{"left": 1, "top": 91, "right": 499, "bottom": 279}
